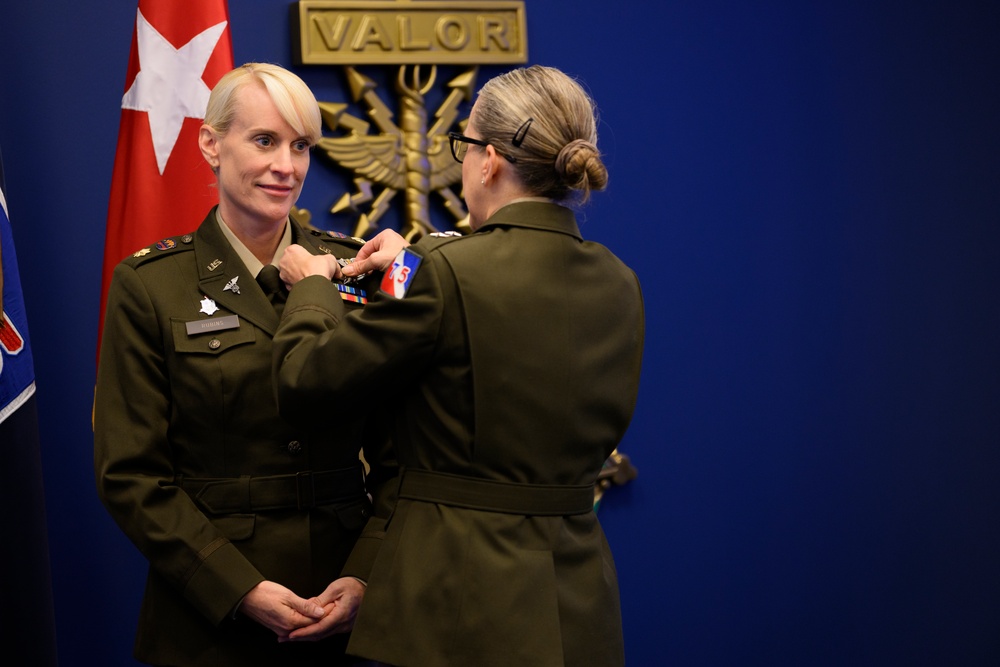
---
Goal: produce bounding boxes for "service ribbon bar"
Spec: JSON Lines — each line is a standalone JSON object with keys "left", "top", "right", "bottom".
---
{"left": 337, "top": 283, "right": 369, "bottom": 304}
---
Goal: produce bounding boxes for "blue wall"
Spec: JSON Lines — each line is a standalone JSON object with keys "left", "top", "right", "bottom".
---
{"left": 2, "top": 1, "right": 999, "bottom": 665}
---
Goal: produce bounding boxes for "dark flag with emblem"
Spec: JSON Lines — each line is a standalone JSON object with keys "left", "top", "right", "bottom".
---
{"left": 0, "top": 145, "right": 58, "bottom": 665}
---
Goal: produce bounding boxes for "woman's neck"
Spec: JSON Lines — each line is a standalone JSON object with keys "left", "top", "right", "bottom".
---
{"left": 218, "top": 208, "right": 287, "bottom": 265}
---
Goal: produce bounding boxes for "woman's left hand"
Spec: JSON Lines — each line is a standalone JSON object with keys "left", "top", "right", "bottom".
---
{"left": 278, "top": 244, "right": 342, "bottom": 287}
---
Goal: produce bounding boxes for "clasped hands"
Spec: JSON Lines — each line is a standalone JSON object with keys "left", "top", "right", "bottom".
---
{"left": 278, "top": 229, "right": 410, "bottom": 288}
{"left": 239, "top": 577, "right": 365, "bottom": 642}
{"left": 253, "top": 230, "right": 406, "bottom": 642}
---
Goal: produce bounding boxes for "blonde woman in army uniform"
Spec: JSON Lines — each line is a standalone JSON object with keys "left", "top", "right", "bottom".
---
{"left": 94, "top": 63, "right": 384, "bottom": 666}
{"left": 274, "top": 65, "right": 644, "bottom": 666}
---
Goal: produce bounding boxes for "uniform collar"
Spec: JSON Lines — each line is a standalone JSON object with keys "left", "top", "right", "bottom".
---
{"left": 477, "top": 200, "right": 583, "bottom": 241}
{"left": 215, "top": 210, "right": 293, "bottom": 278}
{"left": 191, "top": 207, "right": 306, "bottom": 335}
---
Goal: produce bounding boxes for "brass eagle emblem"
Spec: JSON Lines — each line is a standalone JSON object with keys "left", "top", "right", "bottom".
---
{"left": 317, "top": 65, "right": 476, "bottom": 241}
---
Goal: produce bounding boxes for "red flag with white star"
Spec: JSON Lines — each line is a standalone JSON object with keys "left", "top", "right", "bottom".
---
{"left": 98, "top": 0, "right": 233, "bottom": 362}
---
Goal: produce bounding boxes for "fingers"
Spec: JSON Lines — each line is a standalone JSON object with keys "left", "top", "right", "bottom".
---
{"left": 342, "top": 230, "right": 409, "bottom": 276}
{"left": 277, "top": 245, "right": 311, "bottom": 285}
{"left": 287, "top": 595, "right": 326, "bottom": 620}
{"left": 328, "top": 255, "right": 344, "bottom": 280}
{"left": 283, "top": 601, "right": 353, "bottom": 640}
{"left": 340, "top": 256, "right": 379, "bottom": 277}
{"left": 278, "top": 245, "right": 340, "bottom": 285}
{"left": 278, "top": 244, "right": 310, "bottom": 269}
{"left": 239, "top": 581, "right": 325, "bottom": 636}
{"left": 283, "top": 577, "right": 365, "bottom": 641}
{"left": 284, "top": 606, "right": 342, "bottom": 641}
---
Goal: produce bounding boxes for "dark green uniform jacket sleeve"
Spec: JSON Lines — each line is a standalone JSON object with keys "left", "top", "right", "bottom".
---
{"left": 95, "top": 260, "right": 264, "bottom": 624}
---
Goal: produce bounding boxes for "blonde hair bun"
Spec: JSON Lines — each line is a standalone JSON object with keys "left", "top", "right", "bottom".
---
{"left": 475, "top": 65, "right": 607, "bottom": 204}
{"left": 555, "top": 139, "right": 608, "bottom": 192}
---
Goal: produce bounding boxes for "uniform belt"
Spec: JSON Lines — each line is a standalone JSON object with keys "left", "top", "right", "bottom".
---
{"left": 178, "top": 466, "right": 366, "bottom": 513}
{"left": 398, "top": 469, "right": 594, "bottom": 516}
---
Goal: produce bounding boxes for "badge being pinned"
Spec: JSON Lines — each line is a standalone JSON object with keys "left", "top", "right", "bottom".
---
{"left": 380, "top": 249, "right": 421, "bottom": 299}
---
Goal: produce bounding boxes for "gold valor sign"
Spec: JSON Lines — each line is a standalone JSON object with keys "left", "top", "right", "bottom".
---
{"left": 295, "top": 0, "right": 527, "bottom": 65}
{"left": 293, "top": 1, "right": 528, "bottom": 240}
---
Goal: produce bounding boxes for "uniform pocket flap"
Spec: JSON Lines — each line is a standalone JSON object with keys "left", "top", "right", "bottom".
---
{"left": 172, "top": 317, "right": 255, "bottom": 355}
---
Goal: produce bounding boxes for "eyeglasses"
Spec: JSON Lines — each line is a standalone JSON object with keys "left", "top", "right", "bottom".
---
{"left": 447, "top": 119, "right": 534, "bottom": 164}
{"left": 448, "top": 132, "right": 516, "bottom": 164}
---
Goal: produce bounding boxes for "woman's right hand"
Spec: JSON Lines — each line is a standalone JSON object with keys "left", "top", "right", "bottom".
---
{"left": 278, "top": 244, "right": 342, "bottom": 287}
{"left": 341, "top": 230, "right": 410, "bottom": 278}
{"left": 239, "top": 580, "right": 326, "bottom": 640}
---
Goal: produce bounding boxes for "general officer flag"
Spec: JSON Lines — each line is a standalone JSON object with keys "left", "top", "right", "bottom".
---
{"left": 0, "top": 148, "right": 34, "bottom": 420}
{"left": 0, "top": 145, "right": 58, "bottom": 666}
{"left": 98, "top": 0, "right": 234, "bottom": 361}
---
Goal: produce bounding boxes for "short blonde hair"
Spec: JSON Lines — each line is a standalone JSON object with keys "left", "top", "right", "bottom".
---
{"left": 474, "top": 65, "right": 608, "bottom": 203}
{"left": 204, "top": 63, "right": 322, "bottom": 144}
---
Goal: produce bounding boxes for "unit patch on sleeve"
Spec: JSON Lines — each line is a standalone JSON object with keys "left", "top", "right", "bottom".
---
{"left": 380, "top": 248, "right": 422, "bottom": 299}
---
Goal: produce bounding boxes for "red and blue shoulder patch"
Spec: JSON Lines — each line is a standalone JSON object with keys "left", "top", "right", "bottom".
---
{"left": 380, "top": 248, "right": 422, "bottom": 298}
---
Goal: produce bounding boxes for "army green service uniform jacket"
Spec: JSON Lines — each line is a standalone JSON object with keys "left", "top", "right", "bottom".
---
{"left": 274, "top": 201, "right": 644, "bottom": 667}
{"left": 94, "top": 209, "right": 383, "bottom": 666}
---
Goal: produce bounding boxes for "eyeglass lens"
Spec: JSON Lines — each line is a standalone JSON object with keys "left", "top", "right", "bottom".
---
{"left": 451, "top": 137, "right": 468, "bottom": 162}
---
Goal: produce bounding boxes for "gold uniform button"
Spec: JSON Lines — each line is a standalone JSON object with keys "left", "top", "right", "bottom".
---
{"left": 286, "top": 440, "right": 302, "bottom": 455}
{"left": 208, "top": 338, "right": 221, "bottom": 350}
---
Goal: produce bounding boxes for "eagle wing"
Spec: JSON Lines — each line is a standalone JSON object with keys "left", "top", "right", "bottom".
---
{"left": 427, "top": 133, "right": 463, "bottom": 191}
{"left": 317, "top": 134, "right": 406, "bottom": 190}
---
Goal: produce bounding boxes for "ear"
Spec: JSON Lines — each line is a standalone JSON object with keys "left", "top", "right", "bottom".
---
{"left": 483, "top": 144, "right": 500, "bottom": 183}
{"left": 198, "top": 124, "right": 220, "bottom": 170}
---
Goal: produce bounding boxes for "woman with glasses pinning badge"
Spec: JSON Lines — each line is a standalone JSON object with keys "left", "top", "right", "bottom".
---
{"left": 273, "top": 65, "right": 644, "bottom": 667}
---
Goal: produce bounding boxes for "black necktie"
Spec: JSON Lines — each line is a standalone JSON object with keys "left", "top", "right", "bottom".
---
{"left": 256, "top": 265, "right": 287, "bottom": 317}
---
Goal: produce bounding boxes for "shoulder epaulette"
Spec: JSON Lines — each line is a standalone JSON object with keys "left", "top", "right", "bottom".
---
{"left": 319, "top": 229, "right": 366, "bottom": 245}
{"left": 303, "top": 228, "right": 366, "bottom": 255}
{"left": 414, "top": 230, "right": 471, "bottom": 255}
{"left": 124, "top": 234, "right": 195, "bottom": 267}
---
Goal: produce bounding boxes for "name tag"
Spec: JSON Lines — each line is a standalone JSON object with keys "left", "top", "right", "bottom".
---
{"left": 186, "top": 314, "right": 240, "bottom": 336}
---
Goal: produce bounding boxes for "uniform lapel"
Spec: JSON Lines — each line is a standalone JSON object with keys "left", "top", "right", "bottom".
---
{"left": 194, "top": 210, "right": 279, "bottom": 334}
{"left": 193, "top": 212, "right": 335, "bottom": 336}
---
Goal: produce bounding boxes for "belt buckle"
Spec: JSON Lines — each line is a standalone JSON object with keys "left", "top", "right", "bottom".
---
{"left": 295, "top": 471, "right": 316, "bottom": 510}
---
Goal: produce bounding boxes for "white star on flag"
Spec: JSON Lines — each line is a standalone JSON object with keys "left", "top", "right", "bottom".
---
{"left": 121, "top": 10, "right": 227, "bottom": 175}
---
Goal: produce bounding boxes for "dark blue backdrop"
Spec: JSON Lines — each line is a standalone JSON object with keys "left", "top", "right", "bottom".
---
{"left": 2, "top": 1, "right": 999, "bottom": 665}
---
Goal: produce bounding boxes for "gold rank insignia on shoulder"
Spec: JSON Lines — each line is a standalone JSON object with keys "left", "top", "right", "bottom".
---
{"left": 429, "top": 231, "right": 462, "bottom": 237}
{"left": 133, "top": 248, "right": 151, "bottom": 258}
{"left": 327, "top": 230, "right": 366, "bottom": 245}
